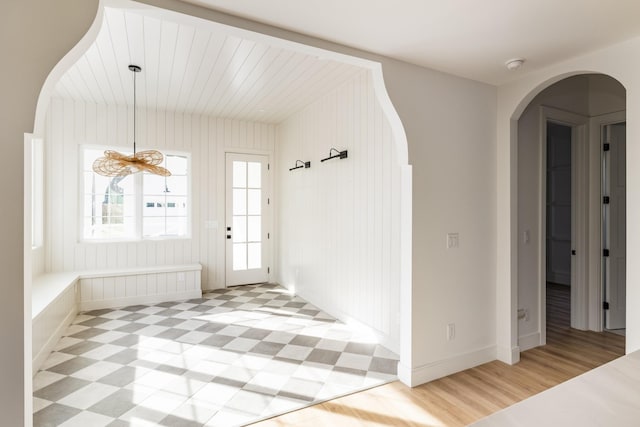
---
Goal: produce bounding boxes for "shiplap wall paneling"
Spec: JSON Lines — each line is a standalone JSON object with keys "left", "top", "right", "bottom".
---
{"left": 276, "top": 70, "right": 401, "bottom": 353}
{"left": 45, "top": 98, "right": 275, "bottom": 290}
{"left": 32, "top": 283, "right": 77, "bottom": 372}
{"left": 78, "top": 270, "right": 200, "bottom": 311}
{"left": 54, "top": 7, "right": 362, "bottom": 124}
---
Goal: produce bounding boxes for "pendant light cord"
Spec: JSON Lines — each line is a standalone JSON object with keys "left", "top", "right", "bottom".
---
{"left": 133, "top": 68, "right": 137, "bottom": 155}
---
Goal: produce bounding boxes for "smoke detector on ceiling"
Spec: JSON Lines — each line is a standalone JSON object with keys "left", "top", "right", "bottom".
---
{"left": 505, "top": 58, "right": 525, "bottom": 71}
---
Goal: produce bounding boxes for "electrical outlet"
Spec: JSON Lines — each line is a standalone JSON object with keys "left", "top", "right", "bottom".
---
{"left": 447, "top": 323, "right": 455, "bottom": 341}
{"left": 446, "top": 233, "right": 459, "bottom": 249}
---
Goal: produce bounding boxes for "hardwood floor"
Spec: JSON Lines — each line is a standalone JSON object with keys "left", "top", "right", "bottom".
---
{"left": 253, "top": 283, "right": 625, "bottom": 426}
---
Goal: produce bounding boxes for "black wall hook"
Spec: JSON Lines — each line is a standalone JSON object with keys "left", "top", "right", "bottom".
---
{"left": 289, "top": 160, "right": 311, "bottom": 171}
{"left": 320, "top": 148, "right": 348, "bottom": 162}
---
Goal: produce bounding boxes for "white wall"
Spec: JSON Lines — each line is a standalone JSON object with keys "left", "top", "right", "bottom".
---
{"left": 1, "top": 0, "right": 98, "bottom": 423}
{"left": 276, "top": 70, "right": 401, "bottom": 353}
{"left": 516, "top": 75, "right": 625, "bottom": 348}
{"left": 33, "top": 0, "right": 499, "bottom": 389}
{"left": 45, "top": 97, "right": 275, "bottom": 290}
{"left": 497, "top": 36, "right": 640, "bottom": 364}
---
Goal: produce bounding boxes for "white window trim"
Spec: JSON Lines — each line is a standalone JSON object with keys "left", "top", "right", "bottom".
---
{"left": 79, "top": 145, "right": 191, "bottom": 243}
{"left": 31, "top": 138, "right": 44, "bottom": 249}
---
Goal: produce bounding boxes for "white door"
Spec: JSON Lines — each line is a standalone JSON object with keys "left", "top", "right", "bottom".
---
{"left": 604, "top": 122, "right": 626, "bottom": 329}
{"left": 225, "top": 153, "right": 270, "bottom": 287}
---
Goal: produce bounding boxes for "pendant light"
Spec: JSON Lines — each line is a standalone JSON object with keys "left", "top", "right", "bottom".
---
{"left": 92, "top": 65, "right": 171, "bottom": 177}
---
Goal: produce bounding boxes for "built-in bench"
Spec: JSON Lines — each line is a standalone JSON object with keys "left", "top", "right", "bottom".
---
{"left": 32, "top": 264, "right": 202, "bottom": 373}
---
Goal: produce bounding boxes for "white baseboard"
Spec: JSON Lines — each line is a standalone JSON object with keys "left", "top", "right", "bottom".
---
{"left": 409, "top": 345, "right": 497, "bottom": 386}
{"left": 518, "top": 331, "right": 542, "bottom": 352}
{"left": 33, "top": 305, "right": 77, "bottom": 374}
{"left": 79, "top": 290, "right": 202, "bottom": 311}
{"left": 397, "top": 361, "right": 413, "bottom": 386}
{"left": 497, "top": 344, "right": 521, "bottom": 364}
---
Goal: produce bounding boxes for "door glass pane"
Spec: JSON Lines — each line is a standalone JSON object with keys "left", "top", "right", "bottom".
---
{"left": 233, "top": 161, "right": 246, "bottom": 187}
{"left": 233, "top": 189, "right": 246, "bottom": 215}
{"left": 233, "top": 216, "right": 247, "bottom": 243}
{"left": 248, "top": 242, "right": 261, "bottom": 269}
{"left": 233, "top": 243, "right": 247, "bottom": 270}
{"left": 247, "top": 162, "right": 261, "bottom": 188}
{"left": 247, "top": 216, "right": 261, "bottom": 242}
{"left": 247, "top": 189, "right": 261, "bottom": 215}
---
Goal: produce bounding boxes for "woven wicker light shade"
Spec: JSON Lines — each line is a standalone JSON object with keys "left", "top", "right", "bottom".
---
{"left": 93, "top": 65, "right": 171, "bottom": 178}
{"left": 92, "top": 150, "right": 170, "bottom": 177}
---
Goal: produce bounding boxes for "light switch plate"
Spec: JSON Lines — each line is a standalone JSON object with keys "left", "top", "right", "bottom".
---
{"left": 447, "top": 233, "right": 459, "bottom": 249}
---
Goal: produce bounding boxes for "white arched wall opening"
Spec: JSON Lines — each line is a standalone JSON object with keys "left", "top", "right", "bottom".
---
{"left": 496, "top": 36, "right": 640, "bottom": 364}
{"left": 29, "top": 0, "right": 413, "bottom": 396}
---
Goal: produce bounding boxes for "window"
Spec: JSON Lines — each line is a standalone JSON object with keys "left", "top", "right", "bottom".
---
{"left": 31, "top": 138, "right": 44, "bottom": 248}
{"left": 81, "top": 147, "right": 189, "bottom": 241}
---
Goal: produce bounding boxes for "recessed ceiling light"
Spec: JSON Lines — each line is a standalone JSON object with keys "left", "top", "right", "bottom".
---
{"left": 505, "top": 58, "right": 525, "bottom": 71}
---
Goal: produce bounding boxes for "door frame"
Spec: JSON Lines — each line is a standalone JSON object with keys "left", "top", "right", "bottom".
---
{"left": 224, "top": 149, "right": 274, "bottom": 288}
{"left": 538, "top": 106, "right": 589, "bottom": 345}
{"left": 588, "top": 111, "right": 626, "bottom": 331}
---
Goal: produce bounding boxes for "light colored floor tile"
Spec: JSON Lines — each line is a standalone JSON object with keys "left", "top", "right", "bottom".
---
{"left": 233, "top": 354, "right": 272, "bottom": 371}
{"left": 276, "top": 344, "right": 313, "bottom": 361}
{"left": 71, "top": 361, "right": 123, "bottom": 382}
{"left": 159, "top": 376, "right": 208, "bottom": 397}
{"left": 89, "top": 330, "right": 129, "bottom": 344}
{"left": 137, "top": 390, "right": 187, "bottom": 414}
{"left": 205, "top": 408, "right": 256, "bottom": 427}
{"left": 137, "top": 306, "right": 165, "bottom": 315}
{"left": 33, "top": 396, "right": 52, "bottom": 412}
{"left": 82, "top": 344, "right": 126, "bottom": 360}
{"left": 223, "top": 337, "right": 259, "bottom": 352}
{"left": 58, "top": 382, "right": 120, "bottom": 409}
{"left": 58, "top": 410, "right": 114, "bottom": 427}
{"left": 247, "top": 371, "right": 290, "bottom": 391}
{"left": 192, "top": 382, "right": 240, "bottom": 406}
{"left": 54, "top": 336, "right": 84, "bottom": 351}
{"left": 292, "top": 362, "right": 333, "bottom": 382}
{"left": 33, "top": 370, "right": 66, "bottom": 391}
{"left": 335, "top": 352, "right": 373, "bottom": 371}
{"left": 122, "top": 383, "right": 157, "bottom": 404}
{"left": 35, "top": 284, "right": 398, "bottom": 426}
{"left": 98, "top": 320, "right": 130, "bottom": 330}
{"left": 167, "top": 397, "right": 221, "bottom": 424}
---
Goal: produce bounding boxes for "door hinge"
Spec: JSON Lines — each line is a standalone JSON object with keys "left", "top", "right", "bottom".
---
{"left": 268, "top": 198, "right": 270, "bottom": 205}
{"left": 603, "top": 301, "right": 610, "bottom": 310}
{"left": 603, "top": 143, "right": 610, "bottom": 152}
{"left": 267, "top": 267, "right": 270, "bottom": 274}
{"left": 267, "top": 232, "right": 270, "bottom": 239}
{"left": 603, "top": 196, "right": 610, "bottom": 204}
{"left": 268, "top": 163, "right": 270, "bottom": 171}
{"left": 603, "top": 249, "right": 610, "bottom": 257}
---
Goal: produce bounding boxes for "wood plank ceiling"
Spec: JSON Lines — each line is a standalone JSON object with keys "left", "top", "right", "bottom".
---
{"left": 53, "top": 6, "right": 364, "bottom": 123}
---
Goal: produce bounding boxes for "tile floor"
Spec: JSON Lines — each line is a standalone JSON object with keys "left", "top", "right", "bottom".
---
{"left": 33, "top": 284, "right": 398, "bottom": 426}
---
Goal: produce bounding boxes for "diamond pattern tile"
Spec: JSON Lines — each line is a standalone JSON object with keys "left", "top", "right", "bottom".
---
{"left": 33, "top": 284, "right": 397, "bottom": 426}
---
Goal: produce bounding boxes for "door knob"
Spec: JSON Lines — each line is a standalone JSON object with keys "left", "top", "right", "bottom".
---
{"left": 571, "top": 249, "right": 576, "bottom": 255}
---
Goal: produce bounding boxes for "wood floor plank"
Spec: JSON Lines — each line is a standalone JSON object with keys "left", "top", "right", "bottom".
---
{"left": 253, "top": 284, "right": 624, "bottom": 426}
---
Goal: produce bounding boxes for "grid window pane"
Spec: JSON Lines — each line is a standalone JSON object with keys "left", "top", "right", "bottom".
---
{"left": 247, "top": 189, "right": 261, "bottom": 215}
{"left": 233, "top": 243, "right": 247, "bottom": 271}
{"left": 233, "top": 216, "right": 247, "bottom": 243}
{"left": 233, "top": 189, "right": 247, "bottom": 215}
{"left": 233, "top": 161, "right": 246, "bottom": 188}
{"left": 248, "top": 242, "right": 261, "bottom": 269}
{"left": 247, "top": 216, "right": 261, "bottom": 242}
{"left": 83, "top": 149, "right": 189, "bottom": 240}
{"left": 247, "top": 162, "right": 261, "bottom": 188}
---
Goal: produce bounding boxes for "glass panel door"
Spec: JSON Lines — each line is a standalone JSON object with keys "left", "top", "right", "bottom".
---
{"left": 226, "top": 153, "right": 269, "bottom": 286}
